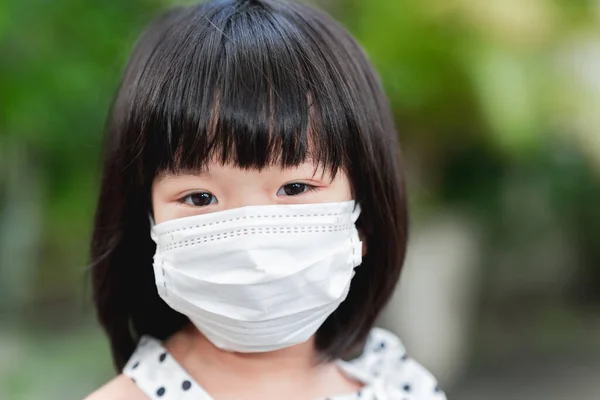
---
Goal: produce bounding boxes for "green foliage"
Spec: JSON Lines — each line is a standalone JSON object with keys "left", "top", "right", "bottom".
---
{"left": 0, "top": 0, "right": 599, "bottom": 367}
{"left": 1, "top": 0, "right": 600, "bottom": 397}
{"left": 0, "top": 0, "right": 165, "bottom": 314}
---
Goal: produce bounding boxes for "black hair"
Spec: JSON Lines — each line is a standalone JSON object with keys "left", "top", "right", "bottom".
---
{"left": 91, "top": 0, "right": 407, "bottom": 371}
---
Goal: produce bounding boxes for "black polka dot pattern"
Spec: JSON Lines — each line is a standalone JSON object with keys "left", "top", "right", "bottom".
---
{"left": 122, "top": 329, "right": 446, "bottom": 399}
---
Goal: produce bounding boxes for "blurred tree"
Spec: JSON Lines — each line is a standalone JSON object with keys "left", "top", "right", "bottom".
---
{"left": 0, "top": 0, "right": 164, "bottom": 322}
{"left": 1, "top": 0, "right": 600, "bottom": 398}
{"left": 0, "top": 0, "right": 598, "bottom": 347}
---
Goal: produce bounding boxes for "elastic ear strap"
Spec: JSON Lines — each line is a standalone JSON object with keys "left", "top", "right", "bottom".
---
{"left": 149, "top": 214, "right": 158, "bottom": 243}
{"left": 352, "top": 203, "right": 362, "bottom": 222}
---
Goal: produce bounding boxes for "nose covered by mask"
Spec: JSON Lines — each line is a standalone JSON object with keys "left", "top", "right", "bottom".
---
{"left": 150, "top": 200, "right": 363, "bottom": 353}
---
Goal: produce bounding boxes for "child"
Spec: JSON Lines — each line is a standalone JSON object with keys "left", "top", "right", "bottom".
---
{"left": 87, "top": 0, "right": 446, "bottom": 399}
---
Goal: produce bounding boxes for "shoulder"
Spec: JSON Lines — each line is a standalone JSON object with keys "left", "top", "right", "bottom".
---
{"left": 84, "top": 374, "right": 147, "bottom": 400}
{"left": 344, "top": 328, "right": 447, "bottom": 399}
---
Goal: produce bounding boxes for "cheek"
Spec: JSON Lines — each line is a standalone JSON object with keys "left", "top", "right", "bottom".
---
{"left": 152, "top": 206, "right": 165, "bottom": 225}
{"left": 344, "top": 183, "right": 353, "bottom": 200}
{"left": 314, "top": 180, "right": 352, "bottom": 203}
{"left": 151, "top": 187, "right": 174, "bottom": 225}
{"left": 151, "top": 196, "right": 165, "bottom": 224}
{"left": 153, "top": 202, "right": 187, "bottom": 224}
{"left": 333, "top": 172, "right": 352, "bottom": 201}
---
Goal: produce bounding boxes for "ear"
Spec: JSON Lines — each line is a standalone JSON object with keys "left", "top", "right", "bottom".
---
{"left": 359, "top": 229, "right": 367, "bottom": 257}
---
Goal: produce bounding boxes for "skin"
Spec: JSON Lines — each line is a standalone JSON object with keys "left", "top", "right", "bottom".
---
{"left": 87, "top": 161, "right": 364, "bottom": 400}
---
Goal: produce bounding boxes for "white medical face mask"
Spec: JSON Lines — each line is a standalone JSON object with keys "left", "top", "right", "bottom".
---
{"left": 150, "top": 200, "right": 363, "bottom": 353}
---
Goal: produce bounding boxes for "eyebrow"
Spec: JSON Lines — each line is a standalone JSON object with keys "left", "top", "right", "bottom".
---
{"left": 157, "top": 168, "right": 210, "bottom": 180}
{"left": 157, "top": 162, "right": 338, "bottom": 181}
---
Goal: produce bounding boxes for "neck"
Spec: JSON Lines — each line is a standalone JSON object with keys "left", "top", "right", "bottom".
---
{"left": 170, "top": 323, "right": 320, "bottom": 373}
{"left": 164, "top": 324, "right": 353, "bottom": 399}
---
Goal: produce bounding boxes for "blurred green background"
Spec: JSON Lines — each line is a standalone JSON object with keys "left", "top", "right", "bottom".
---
{"left": 1, "top": 0, "right": 600, "bottom": 398}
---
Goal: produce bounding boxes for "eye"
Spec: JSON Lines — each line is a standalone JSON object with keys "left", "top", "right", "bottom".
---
{"left": 277, "top": 182, "right": 316, "bottom": 196}
{"left": 180, "top": 192, "right": 218, "bottom": 207}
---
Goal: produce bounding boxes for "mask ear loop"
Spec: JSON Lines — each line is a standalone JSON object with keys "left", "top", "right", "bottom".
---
{"left": 352, "top": 203, "right": 362, "bottom": 223}
{"left": 149, "top": 213, "right": 158, "bottom": 242}
{"left": 349, "top": 202, "right": 364, "bottom": 266}
{"left": 148, "top": 212, "right": 169, "bottom": 296}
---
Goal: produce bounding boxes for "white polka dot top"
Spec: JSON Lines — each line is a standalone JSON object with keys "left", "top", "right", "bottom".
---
{"left": 123, "top": 328, "right": 447, "bottom": 400}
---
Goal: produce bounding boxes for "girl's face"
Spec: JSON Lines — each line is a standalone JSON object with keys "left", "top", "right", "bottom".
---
{"left": 151, "top": 161, "right": 352, "bottom": 224}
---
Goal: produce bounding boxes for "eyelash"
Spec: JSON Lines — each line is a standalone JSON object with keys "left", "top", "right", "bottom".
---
{"left": 178, "top": 182, "right": 319, "bottom": 207}
{"left": 277, "top": 182, "right": 318, "bottom": 197}
{"left": 178, "top": 191, "right": 217, "bottom": 207}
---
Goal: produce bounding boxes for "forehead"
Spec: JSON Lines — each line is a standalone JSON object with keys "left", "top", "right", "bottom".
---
{"left": 155, "top": 159, "right": 338, "bottom": 182}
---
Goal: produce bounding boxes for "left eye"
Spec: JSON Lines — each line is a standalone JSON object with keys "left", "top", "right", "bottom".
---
{"left": 277, "top": 183, "right": 315, "bottom": 196}
{"left": 180, "top": 191, "right": 218, "bottom": 207}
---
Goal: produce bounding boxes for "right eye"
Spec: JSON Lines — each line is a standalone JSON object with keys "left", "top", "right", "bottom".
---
{"left": 179, "top": 192, "right": 218, "bottom": 207}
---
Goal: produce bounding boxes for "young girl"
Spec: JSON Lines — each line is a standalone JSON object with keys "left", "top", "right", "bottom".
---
{"left": 87, "top": 0, "right": 446, "bottom": 399}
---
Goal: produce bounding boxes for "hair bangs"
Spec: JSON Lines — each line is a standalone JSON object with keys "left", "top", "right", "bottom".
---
{"left": 95, "top": 0, "right": 407, "bottom": 371}
{"left": 119, "top": 1, "right": 360, "bottom": 183}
